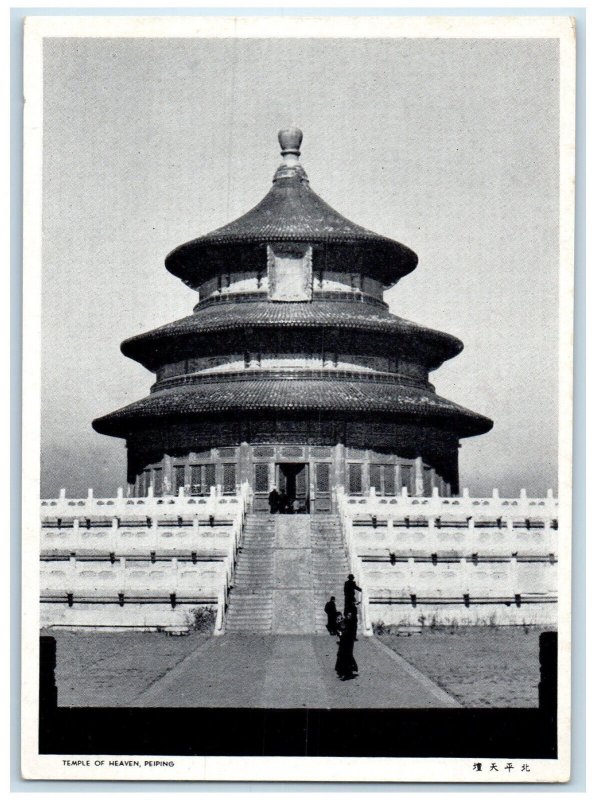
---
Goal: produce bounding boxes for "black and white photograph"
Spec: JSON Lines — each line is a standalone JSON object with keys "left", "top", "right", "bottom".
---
{"left": 21, "top": 14, "right": 575, "bottom": 783}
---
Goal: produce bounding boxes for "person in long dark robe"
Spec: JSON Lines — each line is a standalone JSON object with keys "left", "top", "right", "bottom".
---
{"left": 324, "top": 596, "right": 338, "bottom": 635}
{"left": 343, "top": 574, "right": 362, "bottom": 613}
{"left": 345, "top": 600, "right": 359, "bottom": 641}
{"left": 268, "top": 488, "right": 279, "bottom": 514}
{"left": 335, "top": 612, "right": 358, "bottom": 680}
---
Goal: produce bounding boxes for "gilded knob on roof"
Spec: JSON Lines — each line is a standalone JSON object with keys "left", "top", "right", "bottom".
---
{"left": 278, "top": 127, "right": 303, "bottom": 156}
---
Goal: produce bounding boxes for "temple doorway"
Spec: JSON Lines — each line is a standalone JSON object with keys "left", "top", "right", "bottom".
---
{"left": 277, "top": 463, "right": 309, "bottom": 513}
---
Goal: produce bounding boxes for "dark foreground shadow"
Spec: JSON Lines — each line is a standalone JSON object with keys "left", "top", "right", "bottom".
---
{"left": 39, "top": 633, "right": 557, "bottom": 759}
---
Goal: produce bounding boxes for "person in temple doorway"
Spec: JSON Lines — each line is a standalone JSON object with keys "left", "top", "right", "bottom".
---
{"left": 268, "top": 487, "right": 279, "bottom": 514}
{"left": 344, "top": 573, "right": 362, "bottom": 640}
{"left": 278, "top": 489, "right": 289, "bottom": 514}
{"left": 324, "top": 596, "right": 339, "bottom": 635}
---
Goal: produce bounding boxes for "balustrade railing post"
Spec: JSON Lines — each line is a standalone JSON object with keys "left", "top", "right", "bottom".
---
{"left": 361, "top": 585, "right": 373, "bottom": 636}
{"left": 110, "top": 517, "right": 118, "bottom": 553}
{"left": 214, "top": 583, "right": 225, "bottom": 636}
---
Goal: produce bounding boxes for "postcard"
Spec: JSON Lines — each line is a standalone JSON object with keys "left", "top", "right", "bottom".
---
{"left": 21, "top": 14, "right": 575, "bottom": 783}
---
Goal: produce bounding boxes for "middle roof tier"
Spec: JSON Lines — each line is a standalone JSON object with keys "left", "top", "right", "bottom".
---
{"left": 121, "top": 297, "right": 464, "bottom": 372}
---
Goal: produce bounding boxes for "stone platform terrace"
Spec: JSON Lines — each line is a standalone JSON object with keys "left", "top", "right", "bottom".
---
{"left": 56, "top": 633, "right": 460, "bottom": 709}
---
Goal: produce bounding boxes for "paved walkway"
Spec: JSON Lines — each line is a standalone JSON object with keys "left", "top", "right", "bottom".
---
{"left": 133, "top": 634, "right": 460, "bottom": 708}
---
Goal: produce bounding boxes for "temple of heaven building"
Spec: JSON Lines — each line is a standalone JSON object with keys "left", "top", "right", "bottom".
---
{"left": 93, "top": 128, "right": 493, "bottom": 512}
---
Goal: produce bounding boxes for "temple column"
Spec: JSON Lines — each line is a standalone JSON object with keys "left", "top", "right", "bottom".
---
{"left": 414, "top": 456, "right": 424, "bottom": 497}
{"left": 362, "top": 449, "right": 371, "bottom": 495}
{"left": 268, "top": 461, "right": 276, "bottom": 491}
{"left": 237, "top": 442, "right": 252, "bottom": 488}
{"left": 162, "top": 454, "right": 173, "bottom": 496}
{"left": 332, "top": 442, "right": 346, "bottom": 510}
{"left": 334, "top": 442, "right": 346, "bottom": 490}
{"left": 430, "top": 468, "right": 438, "bottom": 494}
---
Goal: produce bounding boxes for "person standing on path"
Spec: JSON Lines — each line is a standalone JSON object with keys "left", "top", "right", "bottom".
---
{"left": 343, "top": 574, "right": 361, "bottom": 613}
{"left": 335, "top": 611, "right": 358, "bottom": 680}
{"left": 344, "top": 573, "right": 362, "bottom": 640}
{"left": 324, "top": 596, "right": 339, "bottom": 635}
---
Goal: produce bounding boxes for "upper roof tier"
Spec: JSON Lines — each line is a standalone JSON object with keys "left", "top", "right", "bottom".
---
{"left": 165, "top": 128, "right": 419, "bottom": 289}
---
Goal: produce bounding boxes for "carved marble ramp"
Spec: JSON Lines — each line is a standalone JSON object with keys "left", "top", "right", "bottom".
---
{"left": 271, "top": 516, "right": 315, "bottom": 633}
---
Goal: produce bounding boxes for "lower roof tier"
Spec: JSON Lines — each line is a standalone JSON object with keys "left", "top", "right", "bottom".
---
{"left": 92, "top": 377, "right": 493, "bottom": 439}
{"left": 121, "top": 298, "right": 463, "bottom": 372}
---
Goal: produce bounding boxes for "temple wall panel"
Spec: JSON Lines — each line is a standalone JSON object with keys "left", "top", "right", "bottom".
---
{"left": 196, "top": 269, "right": 384, "bottom": 304}
{"left": 149, "top": 326, "right": 445, "bottom": 376}
{"left": 155, "top": 353, "right": 429, "bottom": 383}
{"left": 127, "top": 421, "right": 460, "bottom": 505}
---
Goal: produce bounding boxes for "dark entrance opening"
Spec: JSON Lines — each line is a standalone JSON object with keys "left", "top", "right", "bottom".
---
{"left": 277, "top": 463, "right": 309, "bottom": 513}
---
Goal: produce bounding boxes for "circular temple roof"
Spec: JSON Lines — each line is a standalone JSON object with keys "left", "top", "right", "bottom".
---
{"left": 94, "top": 129, "right": 494, "bottom": 452}
{"left": 93, "top": 378, "right": 493, "bottom": 439}
{"left": 165, "top": 129, "right": 418, "bottom": 287}
{"left": 120, "top": 298, "right": 463, "bottom": 371}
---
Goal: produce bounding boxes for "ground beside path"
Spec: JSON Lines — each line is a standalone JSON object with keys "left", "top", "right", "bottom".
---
{"left": 51, "top": 632, "right": 459, "bottom": 708}
{"left": 379, "top": 626, "right": 546, "bottom": 707}
{"left": 50, "top": 626, "right": 546, "bottom": 708}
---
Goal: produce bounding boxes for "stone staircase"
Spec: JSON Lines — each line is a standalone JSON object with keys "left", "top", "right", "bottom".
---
{"left": 224, "top": 513, "right": 349, "bottom": 634}
{"left": 225, "top": 514, "right": 275, "bottom": 633}
{"left": 311, "top": 514, "right": 350, "bottom": 633}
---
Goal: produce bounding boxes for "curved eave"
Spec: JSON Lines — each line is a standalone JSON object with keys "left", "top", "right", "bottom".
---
{"left": 93, "top": 379, "right": 493, "bottom": 440}
{"left": 120, "top": 301, "right": 463, "bottom": 372}
{"left": 166, "top": 238, "right": 418, "bottom": 289}
{"left": 164, "top": 176, "right": 418, "bottom": 287}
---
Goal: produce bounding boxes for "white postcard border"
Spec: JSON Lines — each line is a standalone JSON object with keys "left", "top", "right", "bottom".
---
{"left": 21, "top": 13, "right": 576, "bottom": 784}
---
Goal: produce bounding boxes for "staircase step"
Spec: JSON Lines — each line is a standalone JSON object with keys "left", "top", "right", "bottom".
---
{"left": 228, "top": 594, "right": 272, "bottom": 600}
{"left": 227, "top": 621, "right": 271, "bottom": 626}
{"left": 226, "top": 512, "right": 348, "bottom": 635}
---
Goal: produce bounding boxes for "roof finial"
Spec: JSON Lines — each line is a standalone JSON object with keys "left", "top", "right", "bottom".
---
{"left": 274, "top": 128, "right": 308, "bottom": 183}
{"left": 278, "top": 127, "right": 302, "bottom": 157}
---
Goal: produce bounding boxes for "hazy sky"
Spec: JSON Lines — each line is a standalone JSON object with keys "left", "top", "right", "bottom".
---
{"left": 41, "top": 36, "right": 560, "bottom": 497}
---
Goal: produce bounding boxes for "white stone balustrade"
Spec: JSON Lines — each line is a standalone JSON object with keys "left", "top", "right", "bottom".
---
{"left": 339, "top": 486, "right": 557, "bottom": 522}
{"left": 41, "top": 485, "right": 247, "bottom": 519}
{"left": 42, "top": 526, "right": 236, "bottom": 557}
{"left": 40, "top": 558, "right": 226, "bottom": 596}
{"left": 345, "top": 525, "right": 557, "bottom": 558}
{"left": 40, "top": 483, "right": 251, "bottom": 630}
{"left": 335, "top": 487, "right": 559, "bottom": 626}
